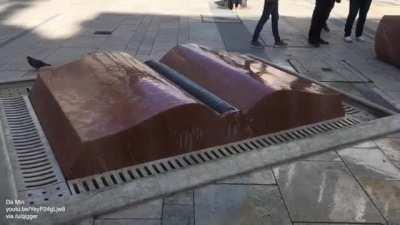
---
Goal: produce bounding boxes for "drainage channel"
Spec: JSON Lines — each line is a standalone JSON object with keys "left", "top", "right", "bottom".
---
{"left": 0, "top": 79, "right": 399, "bottom": 224}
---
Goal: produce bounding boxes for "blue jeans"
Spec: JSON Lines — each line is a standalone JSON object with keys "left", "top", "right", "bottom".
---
{"left": 252, "top": 0, "right": 280, "bottom": 43}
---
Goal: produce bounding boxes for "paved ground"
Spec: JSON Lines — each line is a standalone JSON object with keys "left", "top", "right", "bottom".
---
{"left": 0, "top": 0, "right": 399, "bottom": 225}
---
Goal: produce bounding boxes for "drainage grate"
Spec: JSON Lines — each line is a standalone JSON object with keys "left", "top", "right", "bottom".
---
{"left": 0, "top": 90, "right": 398, "bottom": 225}
{"left": 0, "top": 96, "right": 69, "bottom": 204}
{"left": 68, "top": 116, "right": 360, "bottom": 194}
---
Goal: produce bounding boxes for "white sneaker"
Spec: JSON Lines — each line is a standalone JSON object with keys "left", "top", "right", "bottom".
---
{"left": 356, "top": 36, "right": 366, "bottom": 42}
{"left": 344, "top": 36, "right": 353, "bottom": 43}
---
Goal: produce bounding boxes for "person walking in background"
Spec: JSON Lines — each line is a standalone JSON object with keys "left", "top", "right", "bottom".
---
{"left": 251, "top": 0, "right": 287, "bottom": 48}
{"left": 308, "top": 0, "right": 341, "bottom": 47}
{"left": 344, "top": 0, "right": 372, "bottom": 42}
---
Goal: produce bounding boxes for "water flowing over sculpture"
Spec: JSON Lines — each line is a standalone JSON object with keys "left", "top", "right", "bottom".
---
{"left": 29, "top": 45, "right": 344, "bottom": 179}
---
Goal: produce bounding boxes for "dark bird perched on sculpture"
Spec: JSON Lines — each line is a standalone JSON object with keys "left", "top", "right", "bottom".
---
{"left": 27, "top": 56, "right": 51, "bottom": 70}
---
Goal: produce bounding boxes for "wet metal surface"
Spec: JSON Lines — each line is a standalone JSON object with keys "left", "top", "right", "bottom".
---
{"left": 194, "top": 185, "right": 291, "bottom": 225}
{"left": 273, "top": 161, "right": 386, "bottom": 223}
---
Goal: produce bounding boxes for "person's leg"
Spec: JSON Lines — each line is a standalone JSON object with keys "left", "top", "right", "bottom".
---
{"left": 270, "top": 2, "right": 281, "bottom": 43}
{"left": 308, "top": 0, "right": 325, "bottom": 44}
{"left": 323, "top": 0, "right": 335, "bottom": 32}
{"left": 318, "top": 0, "right": 335, "bottom": 43}
{"left": 252, "top": 0, "right": 272, "bottom": 42}
{"left": 344, "top": 0, "right": 361, "bottom": 37}
{"left": 355, "top": 0, "right": 372, "bottom": 37}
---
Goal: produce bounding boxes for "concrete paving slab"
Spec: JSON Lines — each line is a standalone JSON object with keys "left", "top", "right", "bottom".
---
{"left": 75, "top": 218, "right": 94, "bottom": 225}
{"left": 338, "top": 148, "right": 400, "bottom": 224}
{"left": 375, "top": 138, "right": 400, "bottom": 170}
{"left": 274, "top": 161, "right": 386, "bottom": 223}
{"left": 294, "top": 223, "right": 382, "bottom": 225}
{"left": 301, "top": 151, "right": 341, "bottom": 162}
{"left": 95, "top": 219, "right": 160, "bottom": 225}
{"left": 164, "top": 190, "right": 193, "bottom": 205}
{"left": 338, "top": 147, "right": 400, "bottom": 180}
{"left": 352, "top": 141, "right": 379, "bottom": 149}
{"left": 194, "top": 184, "right": 291, "bottom": 225}
{"left": 217, "top": 167, "right": 276, "bottom": 185}
{"left": 162, "top": 204, "right": 194, "bottom": 225}
{"left": 98, "top": 199, "right": 162, "bottom": 219}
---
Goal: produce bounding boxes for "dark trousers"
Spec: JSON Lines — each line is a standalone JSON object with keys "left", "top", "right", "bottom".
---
{"left": 252, "top": 0, "right": 280, "bottom": 43}
{"left": 308, "top": 0, "right": 335, "bottom": 43}
{"left": 344, "top": 0, "right": 372, "bottom": 37}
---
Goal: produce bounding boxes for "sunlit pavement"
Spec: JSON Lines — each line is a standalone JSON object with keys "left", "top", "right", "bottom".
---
{"left": 0, "top": 0, "right": 399, "bottom": 224}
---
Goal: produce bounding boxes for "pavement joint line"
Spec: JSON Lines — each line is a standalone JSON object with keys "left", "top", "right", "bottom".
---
{"left": 192, "top": 188, "right": 196, "bottom": 225}
{"left": 214, "top": 183, "right": 278, "bottom": 186}
{"left": 336, "top": 150, "right": 391, "bottom": 225}
{"left": 0, "top": 13, "right": 61, "bottom": 49}
{"left": 272, "top": 167, "right": 295, "bottom": 224}
{"left": 161, "top": 198, "right": 165, "bottom": 224}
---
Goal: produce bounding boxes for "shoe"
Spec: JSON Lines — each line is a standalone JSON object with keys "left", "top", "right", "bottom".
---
{"left": 274, "top": 40, "right": 288, "bottom": 47}
{"left": 356, "top": 36, "right": 366, "bottom": 42}
{"left": 344, "top": 36, "right": 353, "bottom": 43}
{"left": 308, "top": 40, "right": 320, "bottom": 48}
{"left": 251, "top": 40, "right": 264, "bottom": 48}
{"left": 319, "top": 39, "right": 329, "bottom": 45}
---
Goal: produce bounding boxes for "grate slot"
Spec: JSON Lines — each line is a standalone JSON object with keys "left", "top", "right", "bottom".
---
{"left": 235, "top": 144, "right": 247, "bottom": 152}
{"left": 18, "top": 154, "right": 47, "bottom": 162}
{"left": 230, "top": 145, "right": 242, "bottom": 153}
{"left": 275, "top": 135, "right": 287, "bottom": 143}
{"left": 159, "top": 162, "right": 169, "bottom": 172}
{"left": 175, "top": 158, "right": 186, "bottom": 168}
{"left": 23, "top": 171, "right": 53, "bottom": 179}
{"left": 210, "top": 149, "right": 222, "bottom": 159}
{"left": 196, "top": 153, "right": 208, "bottom": 162}
{"left": 167, "top": 160, "right": 177, "bottom": 170}
{"left": 248, "top": 141, "right": 260, "bottom": 148}
{"left": 109, "top": 174, "right": 118, "bottom": 184}
{"left": 25, "top": 180, "right": 58, "bottom": 188}
{"left": 183, "top": 156, "right": 195, "bottom": 165}
{"left": 242, "top": 142, "right": 253, "bottom": 150}
{"left": 223, "top": 146, "right": 234, "bottom": 155}
{"left": 21, "top": 166, "right": 53, "bottom": 175}
{"left": 25, "top": 175, "right": 56, "bottom": 183}
{"left": 118, "top": 172, "right": 127, "bottom": 182}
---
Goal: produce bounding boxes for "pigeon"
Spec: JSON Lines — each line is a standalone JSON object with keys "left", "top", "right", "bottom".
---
{"left": 26, "top": 56, "right": 51, "bottom": 70}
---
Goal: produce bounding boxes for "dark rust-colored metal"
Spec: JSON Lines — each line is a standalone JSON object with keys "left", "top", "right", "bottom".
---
{"left": 160, "top": 44, "right": 345, "bottom": 135}
{"left": 29, "top": 46, "right": 345, "bottom": 179}
{"left": 29, "top": 52, "right": 245, "bottom": 179}
{"left": 375, "top": 15, "right": 400, "bottom": 68}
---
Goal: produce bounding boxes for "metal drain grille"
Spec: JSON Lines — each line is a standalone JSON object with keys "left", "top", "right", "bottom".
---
{"left": 68, "top": 117, "right": 360, "bottom": 194}
{"left": 0, "top": 96, "right": 68, "bottom": 203}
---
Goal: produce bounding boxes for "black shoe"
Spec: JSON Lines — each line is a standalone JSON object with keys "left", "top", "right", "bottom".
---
{"left": 319, "top": 39, "right": 329, "bottom": 45}
{"left": 274, "top": 40, "right": 288, "bottom": 48}
{"left": 27, "top": 56, "right": 51, "bottom": 70}
{"left": 251, "top": 40, "right": 264, "bottom": 48}
{"left": 323, "top": 25, "right": 330, "bottom": 32}
{"left": 308, "top": 40, "right": 320, "bottom": 48}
